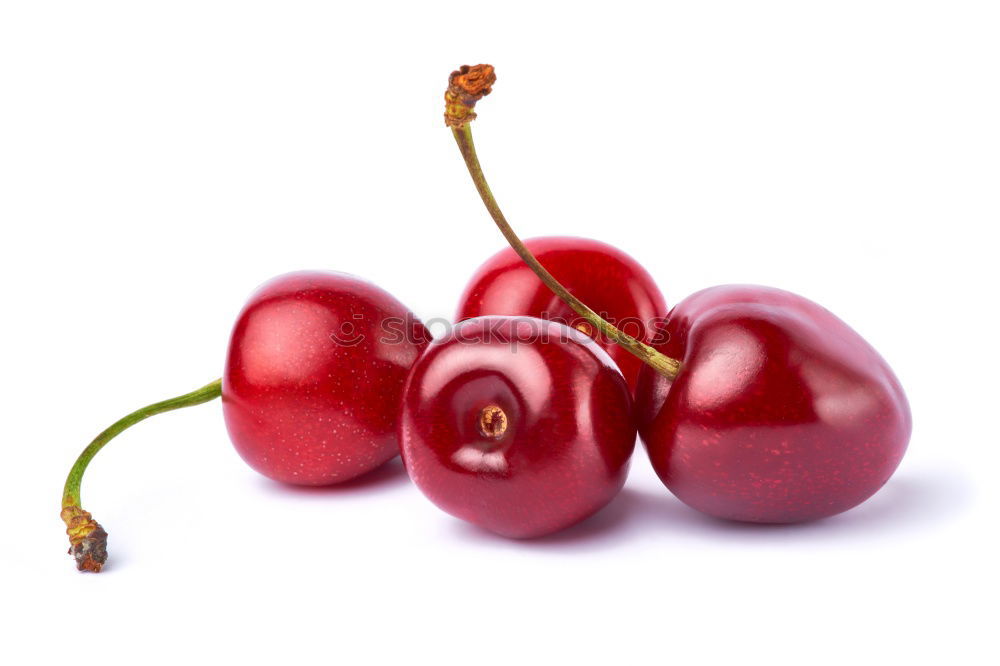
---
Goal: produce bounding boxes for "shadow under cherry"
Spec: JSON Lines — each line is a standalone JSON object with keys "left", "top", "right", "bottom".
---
{"left": 446, "top": 466, "right": 975, "bottom": 550}
{"left": 253, "top": 456, "right": 412, "bottom": 497}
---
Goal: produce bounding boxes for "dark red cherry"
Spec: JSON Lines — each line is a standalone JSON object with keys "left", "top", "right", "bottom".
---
{"left": 223, "top": 271, "right": 430, "bottom": 485}
{"left": 636, "top": 285, "right": 911, "bottom": 523}
{"left": 399, "top": 316, "right": 636, "bottom": 538}
{"left": 456, "top": 237, "right": 668, "bottom": 394}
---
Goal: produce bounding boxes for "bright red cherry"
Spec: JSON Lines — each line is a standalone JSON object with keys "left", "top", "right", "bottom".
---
{"left": 635, "top": 285, "right": 911, "bottom": 522}
{"left": 61, "top": 269, "right": 429, "bottom": 571}
{"left": 456, "top": 236, "right": 667, "bottom": 393}
{"left": 399, "top": 316, "right": 636, "bottom": 538}
{"left": 223, "top": 271, "right": 430, "bottom": 485}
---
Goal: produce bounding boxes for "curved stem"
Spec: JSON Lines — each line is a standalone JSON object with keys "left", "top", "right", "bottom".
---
{"left": 448, "top": 99, "right": 680, "bottom": 380}
{"left": 61, "top": 378, "right": 222, "bottom": 572}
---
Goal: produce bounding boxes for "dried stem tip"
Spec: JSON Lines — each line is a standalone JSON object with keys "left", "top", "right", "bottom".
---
{"left": 61, "top": 505, "right": 108, "bottom": 572}
{"left": 478, "top": 405, "right": 509, "bottom": 440}
{"left": 444, "top": 64, "right": 496, "bottom": 128}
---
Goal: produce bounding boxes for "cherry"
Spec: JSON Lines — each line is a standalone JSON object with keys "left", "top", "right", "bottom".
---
{"left": 223, "top": 271, "right": 430, "bottom": 484}
{"left": 399, "top": 316, "right": 635, "bottom": 538}
{"left": 61, "top": 270, "right": 428, "bottom": 571}
{"left": 635, "top": 286, "right": 910, "bottom": 522}
{"left": 444, "top": 64, "right": 911, "bottom": 523}
{"left": 456, "top": 236, "right": 668, "bottom": 394}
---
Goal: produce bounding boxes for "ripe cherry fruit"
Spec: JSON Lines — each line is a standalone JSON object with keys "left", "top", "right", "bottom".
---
{"left": 61, "top": 270, "right": 428, "bottom": 571}
{"left": 224, "top": 271, "right": 430, "bottom": 485}
{"left": 456, "top": 236, "right": 668, "bottom": 394}
{"left": 399, "top": 316, "right": 635, "bottom": 538}
{"left": 635, "top": 285, "right": 911, "bottom": 522}
{"left": 445, "top": 64, "right": 911, "bottom": 523}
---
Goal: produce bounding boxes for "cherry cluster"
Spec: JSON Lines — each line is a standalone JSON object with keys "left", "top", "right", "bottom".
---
{"left": 60, "top": 65, "right": 910, "bottom": 572}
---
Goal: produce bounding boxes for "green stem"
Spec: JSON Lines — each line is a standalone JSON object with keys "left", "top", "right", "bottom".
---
{"left": 61, "top": 378, "right": 222, "bottom": 571}
{"left": 62, "top": 378, "right": 222, "bottom": 509}
{"left": 450, "top": 122, "right": 681, "bottom": 380}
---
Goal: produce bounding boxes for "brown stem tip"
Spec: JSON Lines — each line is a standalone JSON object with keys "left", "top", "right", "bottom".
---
{"left": 61, "top": 505, "right": 108, "bottom": 572}
{"left": 444, "top": 64, "right": 496, "bottom": 128}
{"left": 478, "top": 405, "right": 509, "bottom": 440}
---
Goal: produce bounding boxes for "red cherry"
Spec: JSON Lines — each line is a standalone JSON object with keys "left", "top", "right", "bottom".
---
{"left": 61, "top": 269, "right": 429, "bottom": 571}
{"left": 223, "top": 271, "right": 430, "bottom": 485}
{"left": 399, "top": 316, "right": 636, "bottom": 538}
{"left": 636, "top": 285, "right": 911, "bottom": 522}
{"left": 456, "top": 236, "right": 667, "bottom": 393}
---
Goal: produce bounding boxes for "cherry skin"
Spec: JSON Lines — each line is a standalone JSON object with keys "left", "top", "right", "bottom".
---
{"left": 636, "top": 285, "right": 911, "bottom": 523}
{"left": 223, "top": 271, "right": 430, "bottom": 485}
{"left": 399, "top": 316, "right": 636, "bottom": 538}
{"left": 456, "top": 236, "right": 668, "bottom": 394}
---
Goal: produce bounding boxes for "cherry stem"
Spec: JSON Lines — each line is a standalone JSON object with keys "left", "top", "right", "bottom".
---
{"left": 445, "top": 65, "right": 681, "bottom": 380}
{"left": 61, "top": 378, "right": 222, "bottom": 572}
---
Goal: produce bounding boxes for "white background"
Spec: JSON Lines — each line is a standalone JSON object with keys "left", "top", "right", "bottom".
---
{"left": 2, "top": 2, "right": 997, "bottom": 664}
